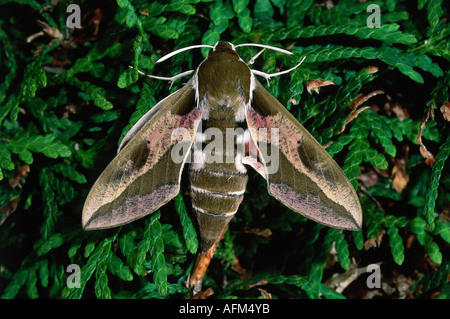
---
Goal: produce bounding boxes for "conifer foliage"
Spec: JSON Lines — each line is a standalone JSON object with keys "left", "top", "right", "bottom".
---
{"left": 0, "top": 0, "right": 448, "bottom": 299}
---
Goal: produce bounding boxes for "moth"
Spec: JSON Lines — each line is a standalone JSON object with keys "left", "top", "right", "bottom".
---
{"left": 82, "top": 41, "right": 362, "bottom": 293}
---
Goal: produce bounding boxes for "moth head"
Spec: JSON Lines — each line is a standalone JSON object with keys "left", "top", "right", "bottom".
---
{"left": 212, "top": 41, "right": 236, "bottom": 52}
{"left": 209, "top": 41, "right": 239, "bottom": 59}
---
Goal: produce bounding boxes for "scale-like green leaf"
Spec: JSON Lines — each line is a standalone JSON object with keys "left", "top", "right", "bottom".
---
{"left": 174, "top": 193, "right": 198, "bottom": 254}
{"left": 424, "top": 135, "right": 450, "bottom": 231}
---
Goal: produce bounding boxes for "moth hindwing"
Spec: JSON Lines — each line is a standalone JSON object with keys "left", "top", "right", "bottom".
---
{"left": 82, "top": 40, "right": 362, "bottom": 244}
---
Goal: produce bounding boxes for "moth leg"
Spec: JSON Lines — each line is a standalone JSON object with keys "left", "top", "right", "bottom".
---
{"left": 242, "top": 129, "right": 267, "bottom": 179}
{"left": 189, "top": 226, "right": 228, "bottom": 296}
{"left": 251, "top": 56, "right": 306, "bottom": 83}
{"left": 246, "top": 48, "right": 265, "bottom": 65}
{"left": 128, "top": 66, "right": 194, "bottom": 88}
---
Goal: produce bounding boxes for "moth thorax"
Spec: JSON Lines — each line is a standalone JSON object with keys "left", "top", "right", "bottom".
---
{"left": 199, "top": 93, "right": 248, "bottom": 122}
{"left": 197, "top": 53, "right": 251, "bottom": 123}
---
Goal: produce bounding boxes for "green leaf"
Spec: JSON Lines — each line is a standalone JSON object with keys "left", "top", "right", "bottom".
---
{"left": 174, "top": 193, "right": 198, "bottom": 254}
{"left": 21, "top": 61, "right": 47, "bottom": 101}
{"left": 425, "top": 240, "right": 442, "bottom": 264}
{"left": 330, "top": 229, "right": 350, "bottom": 270}
{"left": 424, "top": 135, "right": 450, "bottom": 231}
{"left": 409, "top": 217, "right": 426, "bottom": 235}
{"left": 426, "top": 0, "right": 444, "bottom": 28}
{"left": 37, "top": 233, "right": 65, "bottom": 256}
{"left": 1, "top": 268, "right": 28, "bottom": 299}
{"left": 119, "top": 233, "right": 136, "bottom": 256}
{"left": 68, "top": 241, "right": 82, "bottom": 258}
{"left": 95, "top": 262, "right": 111, "bottom": 299}
{"left": 254, "top": 0, "right": 274, "bottom": 20}
{"left": 148, "top": 212, "right": 167, "bottom": 296}
{"left": 353, "top": 230, "right": 364, "bottom": 250}
{"left": 0, "top": 147, "right": 15, "bottom": 176}
{"left": 320, "top": 283, "right": 346, "bottom": 299}
{"left": 117, "top": 68, "right": 135, "bottom": 88}
{"left": 84, "top": 242, "right": 96, "bottom": 258}
{"left": 38, "top": 260, "right": 49, "bottom": 288}
{"left": 26, "top": 269, "right": 38, "bottom": 299}
{"left": 387, "top": 226, "right": 405, "bottom": 265}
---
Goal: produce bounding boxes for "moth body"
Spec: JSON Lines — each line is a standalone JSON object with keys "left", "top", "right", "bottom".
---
{"left": 188, "top": 42, "right": 254, "bottom": 251}
{"left": 188, "top": 120, "right": 248, "bottom": 251}
{"left": 82, "top": 41, "right": 363, "bottom": 291}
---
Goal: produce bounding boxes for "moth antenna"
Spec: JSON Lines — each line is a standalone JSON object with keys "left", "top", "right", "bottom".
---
{"left": 129, "top": 66, "right": 194, "bottom": 88}
{"left": 157, "top": 44, "right": 214, "bottom": 63}
{"left": 235, "top": 43, "right": 293, "bottom": 56}
{"left": 246, "top": 48, "right": 266, "bottom": 65}
{"left": 251, "top": 56, "right": 306, "bottom": 81}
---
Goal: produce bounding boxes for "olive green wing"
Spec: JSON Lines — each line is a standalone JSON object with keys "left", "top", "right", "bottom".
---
{"left": 245, "top": 80, "right": 362, "bottom": 230}
{"left": 83, "top": 79, "right": 202, "bottom": 230}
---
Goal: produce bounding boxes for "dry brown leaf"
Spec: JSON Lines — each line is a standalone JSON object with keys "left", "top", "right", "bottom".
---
{"left": 364, "top": 239, "right": 377, "bottom": 250}
{"left": 417, "top": 103, "right": 435, "bottom": 167}
{"left": 325, "top": 263, "right": 373, "bottom": 293}
{"left": 390, "top": 271, "right": 414, "bottom": 299}
{"left": 33, "top": 45, "right": 43, "bottom": 57}
{"left": 231, "top": 256, "right": 250, "bottom": 279}
{"left": 339, "top": 106, "right": 371, "bottom": 134}
{"left": 373, "top": 166, "right": 391, "bottom": 178}
{"left": 306, "top": 79, "right": 334, "bottom": 94}
{"left": 27, "top": 20, "right": 63, "bottom": 43}
{"left": 349, "top": 90, "right": 384, "bottom": 110}
{"left": 364, "top": 229, "right": 385, "bottom": 250}
{"left": 9, "top": 165, "right": 30, "bottom": 189}
{"left": 392, "top": 102, "right": 410, "bottom": 121}
{"left": 258, "top": 288, "right": 272, "bottom": 299}
{"left": 357, "top": 168, "right": 379, "bottom": 188}
{"left": 440, "top": 101, "right": 450, "bottom": 121}
{"left": 190, "top": 287, "right": 214, "bottom": 299}
{"left": 87, "top": 8, "right": 103, "bottom": 36}
{"left": 406, "top": 234, "right": 416, "bottom": 249}
{"left": 376, "top": 229, "right": 385, "bottom": 244}
{"left": 241, "top": 227, "right": 272, "bottom": 238}
{"left": 439, "top": 203, "right": 450, "bottom": 223}
{"left": 247, "top": 279, "right": 268, "bottom": 289}
{"left": 392, "top": 146, "right": 410, "bottom": 193}
{"left": 285, "top": 43, "right": 295, "bottom": 50}
{"left": 316, "top": 0, "right": 334, "bottom": 9}
{"left": 430, "top": 291, "right": 442, "bottom": 298}
{"left": 339, "top": 90, "right": 384, "bottom": 134}
{"left": 367, "top": 65, "right": 379, "bottom": 74}
{"left": 392, "top": 163, "right": 409, "bottom": 193}
{"left": 0, "top": 198, "right": 18, "bottom": 226}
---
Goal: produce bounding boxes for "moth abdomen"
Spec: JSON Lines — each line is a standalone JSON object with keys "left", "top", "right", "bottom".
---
{"left": 188, "top": 168, "right": 247, "bottom": 192}
{"left": 189, "top": 181, "right": 246, "bottom": 214}
{"left": 188, "top": 165, "right": 247, "bottom": 251}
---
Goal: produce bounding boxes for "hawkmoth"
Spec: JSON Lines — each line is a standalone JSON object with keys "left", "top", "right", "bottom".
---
{"left": 82, "top": 41, "right": 362, "bottom": 293}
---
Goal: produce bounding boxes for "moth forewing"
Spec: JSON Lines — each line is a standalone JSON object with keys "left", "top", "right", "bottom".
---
{"left": 246, "top": 80, "right": 362, "bottom": 230}
{"left": 118, "top": 79, "right": 195, "bottom": 152}
{"left": 82, "top": 41, "right": 363, "bottom": 294}
{"left": 82, "top": 78, "right": 202, "bottom": 230}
